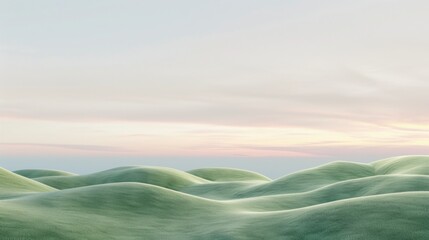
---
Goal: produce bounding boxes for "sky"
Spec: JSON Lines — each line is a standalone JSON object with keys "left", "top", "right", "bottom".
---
{"left": 1, "top": 0, "right": 429, "bottom": 177}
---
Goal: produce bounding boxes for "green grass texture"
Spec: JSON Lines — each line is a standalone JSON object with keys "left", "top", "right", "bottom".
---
{"left": 1, "top": 155, "right": 428, "bottom": 239}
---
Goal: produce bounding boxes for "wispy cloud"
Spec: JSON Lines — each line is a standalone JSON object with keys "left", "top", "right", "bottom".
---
{"left": 238, "top": 144, "right": 429, "bottom": 159}
{"left": 0, "top": 143, "right": 131, "bottom": 153}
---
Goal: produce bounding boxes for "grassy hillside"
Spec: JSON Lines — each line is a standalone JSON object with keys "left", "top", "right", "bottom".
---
{"left": 14, "top": 169, "right": 76, "bottom": 178}
{"left": 233, "top": 161, "right": 375, "bottom": 198}
{"left": 1, "top": 156, "right": 429, "bottom": 239}
{"left": 187, "top": 167, "right": 271, "bottom": 182}
{"left": 34, "top": 166, "right": 208, "bottom": 191}
{"left": 0, "top": 167, "right": 55, "bottom": 194}
{"left": 372, "top": 155, "right": 429, "bottom": 175}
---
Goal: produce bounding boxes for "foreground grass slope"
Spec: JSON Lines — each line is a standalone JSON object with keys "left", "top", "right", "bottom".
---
{"left": 3, "top": 155, "right": 429, "bottom": 239}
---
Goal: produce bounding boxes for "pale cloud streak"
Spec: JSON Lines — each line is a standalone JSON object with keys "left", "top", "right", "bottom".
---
{"left": 0, "top": 143, "right": 130, "bottom": 153}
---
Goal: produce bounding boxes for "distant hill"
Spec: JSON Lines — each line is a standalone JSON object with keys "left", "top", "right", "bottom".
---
{"left": 14, "top": 169, "right": 76, "bottom": 178}
{"left": 3, "top": 155, "right": 429, "bottom": 239}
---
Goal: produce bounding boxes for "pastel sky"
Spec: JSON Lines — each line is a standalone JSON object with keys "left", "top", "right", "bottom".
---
{"left": 1, "top": 0, "right": 428, "bottom": 176}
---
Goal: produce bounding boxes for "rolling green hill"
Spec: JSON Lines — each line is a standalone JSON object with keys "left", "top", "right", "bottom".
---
{"left": 0, "top": 167, "right": 55, "bottom": 194}
{"left": 187, "top": 167, "right": 271, "bottom": 182}
{"left": 1, "top": 155, "right": 429, "bottom": 239}
{"left": 14, "top": 169, "right": 76, "bottom": 178}
{"left": 32, "top": 166, "right": 209, "bottom": 190}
